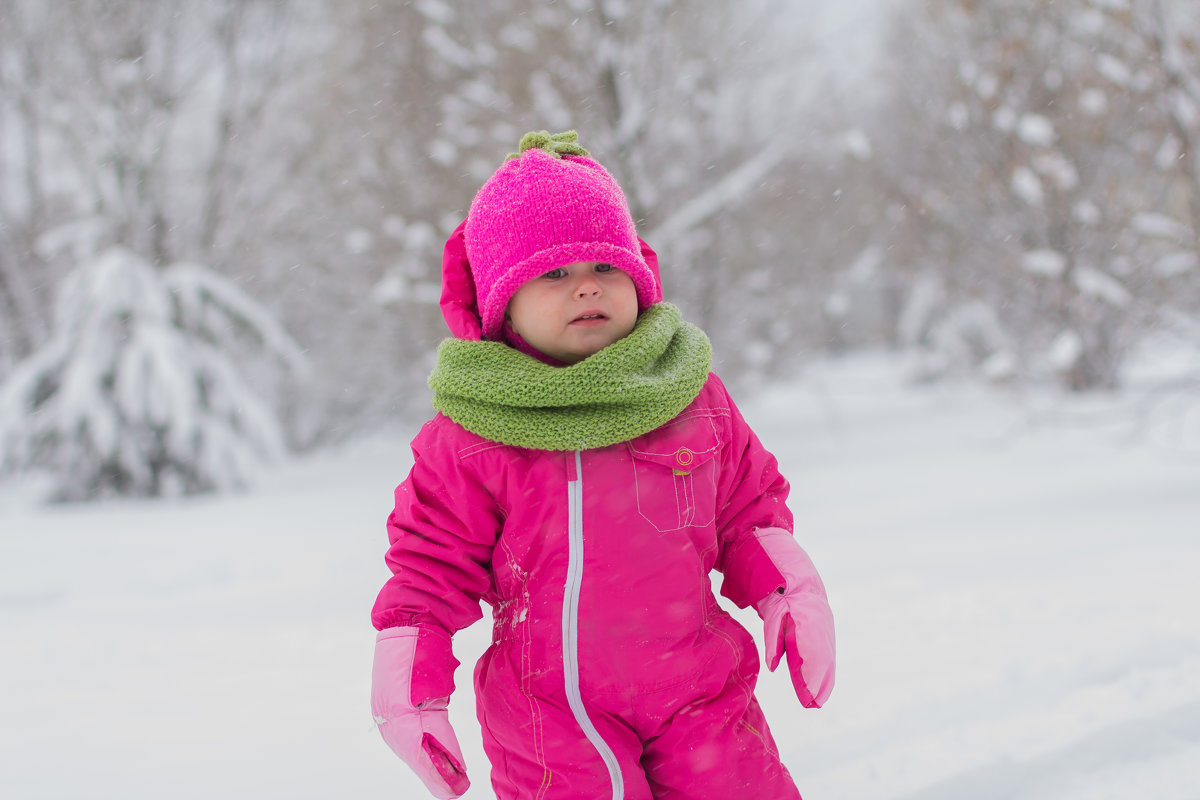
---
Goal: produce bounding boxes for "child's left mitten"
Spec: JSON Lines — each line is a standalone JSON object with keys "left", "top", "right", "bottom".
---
{"left": 752, "top": 527, "right": 836, "bottom": 708}
{"left": 371, "top": 626, "right": 470, "bottom": 799}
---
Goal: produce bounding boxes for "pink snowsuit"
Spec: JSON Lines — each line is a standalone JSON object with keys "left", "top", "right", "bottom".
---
{"left": 372, "top": 228, "right": 816, "bottom": 799}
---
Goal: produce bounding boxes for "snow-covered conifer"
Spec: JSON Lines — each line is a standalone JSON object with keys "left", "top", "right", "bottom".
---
{"left": 0, "top": 247, "right": 306, "bottom": 501}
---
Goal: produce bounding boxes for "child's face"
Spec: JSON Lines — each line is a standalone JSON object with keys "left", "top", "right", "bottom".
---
{"left": 507, "top": 262, "right": 638, "bottom": 364}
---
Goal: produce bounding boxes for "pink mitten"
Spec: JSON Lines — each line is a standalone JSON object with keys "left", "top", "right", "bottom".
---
{"left": 371, "top": 626, "right": 470, "bottom": 799}
{"left": 753, "top": 527, "right": 836, "bottom": 708}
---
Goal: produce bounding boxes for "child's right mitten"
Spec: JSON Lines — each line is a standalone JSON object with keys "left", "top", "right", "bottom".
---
{"left": 371, "top": 626, "right": 470, "bottom": 799}
{"left": 752, "top": 527, "right": 836, "bottom": 708}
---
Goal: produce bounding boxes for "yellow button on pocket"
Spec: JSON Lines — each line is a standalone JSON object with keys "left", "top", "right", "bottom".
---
{"left": 675, "top": 447, "right": 694, "bottom": 467}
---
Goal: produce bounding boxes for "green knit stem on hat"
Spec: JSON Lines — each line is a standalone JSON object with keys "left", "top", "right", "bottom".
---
{"left": 429, "top": 303, "right": 712, "bottom": 450}
{"left": 505, "top": 129, "right": 590, "bottom": 161}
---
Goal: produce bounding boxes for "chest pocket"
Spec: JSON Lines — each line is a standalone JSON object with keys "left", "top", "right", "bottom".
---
{"left": 628, "top": 414, "right": 722, "bottom": 532}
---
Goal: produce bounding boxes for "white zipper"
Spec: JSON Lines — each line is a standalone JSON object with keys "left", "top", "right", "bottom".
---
{"left": 562, "top": 449, "right": 624, "bottom": 799}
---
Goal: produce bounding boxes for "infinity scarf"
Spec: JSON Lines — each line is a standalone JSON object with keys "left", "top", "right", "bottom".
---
{"left": 429, "top": 303, "right": 712, "bottom": 450}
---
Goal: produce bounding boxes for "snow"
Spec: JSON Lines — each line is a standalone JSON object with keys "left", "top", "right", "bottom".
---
{"left": 1073, "top": 265, "right": 1131, "bottom": 307}
{"left": 646, "top": 146, "right": 793, "bottom": 248}
{"left": 1095, "top": 53, "right": 1133, "bottom": 88}
{"left": 1033, "top": 152, "right": 1079, "bottom": 191}
{"left": 422, "top": 25, "right": 474, "bottom": 71}
{"left": 1132, "top": 212, "right": 1192, "bottom": 242}
{"left": 498, "top": 23, "right": 538, "bottom": 53}
{"left": 1073, "top": 200, "right": 1103, "bottom": 227}
{"left": 1079, "top": 88, "right": 1108, "bottom": 117}
{"left": 1170, "top": 91, "right": 1200, "bottom": 130}
{"left": 1155, "top": 251, "right": 1200, "bottom": 278}
{"left": 991, "top": 106, "right": 1016, "bottom": 133}
{"left": 1022, "top": 248, "right": 1068, "bottom": 279}
{"left": 1011, "top": 167, "right": 1045, "bottom": 207}
{"left": 1049, "top": 329, "right": 1085, "bottom": 370}
{"left": 2, "top": 354, "right": 1199, "bottom": 798}
{"left": 0, "top": 247, "right": 301, "bottom": 500}
{"left": 1155, "top": 134, "right": 1183, "bottom": 171}
{"left": 1017, "top": 113, "right": 1056, "bottom": 147}
{"left": 840, "top": 129, "right": 873, "bottom": 160}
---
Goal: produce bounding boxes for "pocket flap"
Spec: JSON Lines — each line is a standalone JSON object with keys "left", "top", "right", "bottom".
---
{"left": 628, "top": 414, "right": 721, "bottom": 473}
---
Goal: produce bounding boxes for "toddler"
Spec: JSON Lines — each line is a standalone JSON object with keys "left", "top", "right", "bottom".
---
{"left": 370, "top": 130, "right": 835, "bottom": 800}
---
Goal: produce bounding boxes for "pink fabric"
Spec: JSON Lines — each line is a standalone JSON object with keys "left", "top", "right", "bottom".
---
{"left": 476, "top": 632, "right": 799, "bottom": 799}
{"left": 753, "top": 527, "right": 836, "bottom": 709}
{"left": 386, "top": 201, "right": 819, "bottom": 797}
{"left": 371, "top": 627, "right": 470, "bottom": 799}
{"left": 438, "top": 220, "right": 481, "bottom": 341}
{"left": 440, "top": 218, "right": 664, "bottom": 344}
{"left": 372, "top": 374, "right": 810, "bottom": 797}
{"left": 462, "top": 148, "right": 662, "bottom": 339}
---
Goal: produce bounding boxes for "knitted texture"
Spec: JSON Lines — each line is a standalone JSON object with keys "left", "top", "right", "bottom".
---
{"left": 429, "top": 303, "right": 711, "bottom": 450}
{"left": 464, "top": 130, "right": 662, "bottom": 340}
{"left": 506, "top": 129, "right": 590, "bottom": 160}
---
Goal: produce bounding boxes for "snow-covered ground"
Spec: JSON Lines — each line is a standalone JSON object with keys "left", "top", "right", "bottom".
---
{"left": 2, "top": 354, "right": 1198, "bottom": 799}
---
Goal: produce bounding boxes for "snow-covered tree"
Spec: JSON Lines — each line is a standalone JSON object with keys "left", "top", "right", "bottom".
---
{"left": 0, "top": 247, "right": 306, "bottom": 501}
{"left": 0, "top": 0, "right": 320, "bottom": 450}
{"left": 0, "top": 1, "right": 55, "bottom": 373}
{"left": 291, "top": 0, "right": 837, "bottom": 392}
{"left": 872, "top": 0, "right": 1200, "bottom": 390}
{"left": 0, "top": 0, "right": 917, "bottom": 467}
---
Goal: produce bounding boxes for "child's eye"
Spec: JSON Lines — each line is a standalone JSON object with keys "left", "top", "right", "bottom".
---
{"left": 595, "top": 263, "right": 614, "bottom": 273}
{"left": 542, "top": 268, "right": 567, "bottom": 279}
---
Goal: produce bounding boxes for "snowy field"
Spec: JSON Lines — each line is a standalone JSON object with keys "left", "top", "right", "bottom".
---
{"left": 2, "top": 353, "right": 1199, "bottom": 799}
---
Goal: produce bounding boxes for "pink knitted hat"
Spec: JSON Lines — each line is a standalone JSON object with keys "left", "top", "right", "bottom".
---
{"left": 464, "top": 131, "right": 662, "bottom": 340}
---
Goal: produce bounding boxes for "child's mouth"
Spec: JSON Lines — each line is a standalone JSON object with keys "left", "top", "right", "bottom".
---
{"left": 571, "top": 313, "right": 607, "bottom": 324}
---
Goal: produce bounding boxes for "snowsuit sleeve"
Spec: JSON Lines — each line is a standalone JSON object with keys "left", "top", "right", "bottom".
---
{"left": 371, "top": 417, "right": 502, "bottom": 634}
{"left": 710, "top": 374, "right": 793, "bottom": 609}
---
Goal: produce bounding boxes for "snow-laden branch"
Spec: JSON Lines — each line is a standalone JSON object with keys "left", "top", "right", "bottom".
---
{"left": 645, "top": 146, "right": 790, "bottom": 247}
{"left": 166, "top": 263, "right": 310, "bottom": 379}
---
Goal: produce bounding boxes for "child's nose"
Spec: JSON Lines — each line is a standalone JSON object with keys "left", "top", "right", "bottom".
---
{"left": 573, "top": 276, "right": 601, "bottom": 297}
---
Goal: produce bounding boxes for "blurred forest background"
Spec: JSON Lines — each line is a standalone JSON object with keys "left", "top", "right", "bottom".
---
{"left": 1, "top": 0, "right": 1198, "bottom": 501}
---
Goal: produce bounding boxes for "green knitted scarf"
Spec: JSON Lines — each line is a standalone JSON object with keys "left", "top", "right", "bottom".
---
{"left": 429, "top": 303, "right": 712, "bottom": 450}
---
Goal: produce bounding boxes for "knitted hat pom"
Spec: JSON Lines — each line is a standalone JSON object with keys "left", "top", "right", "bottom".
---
{"left": 506, "top": 129, "right": 591, "bottom": 160}
{"left": 464, "top": 130, "right": 662, "bottom": 340}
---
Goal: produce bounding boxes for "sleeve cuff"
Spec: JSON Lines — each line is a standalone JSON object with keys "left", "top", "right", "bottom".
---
{"left": 719, "top": 531, "right": 787, "bottom": 608}
{"left": 378, "top": 625, "right": 460, "bottom": 705}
